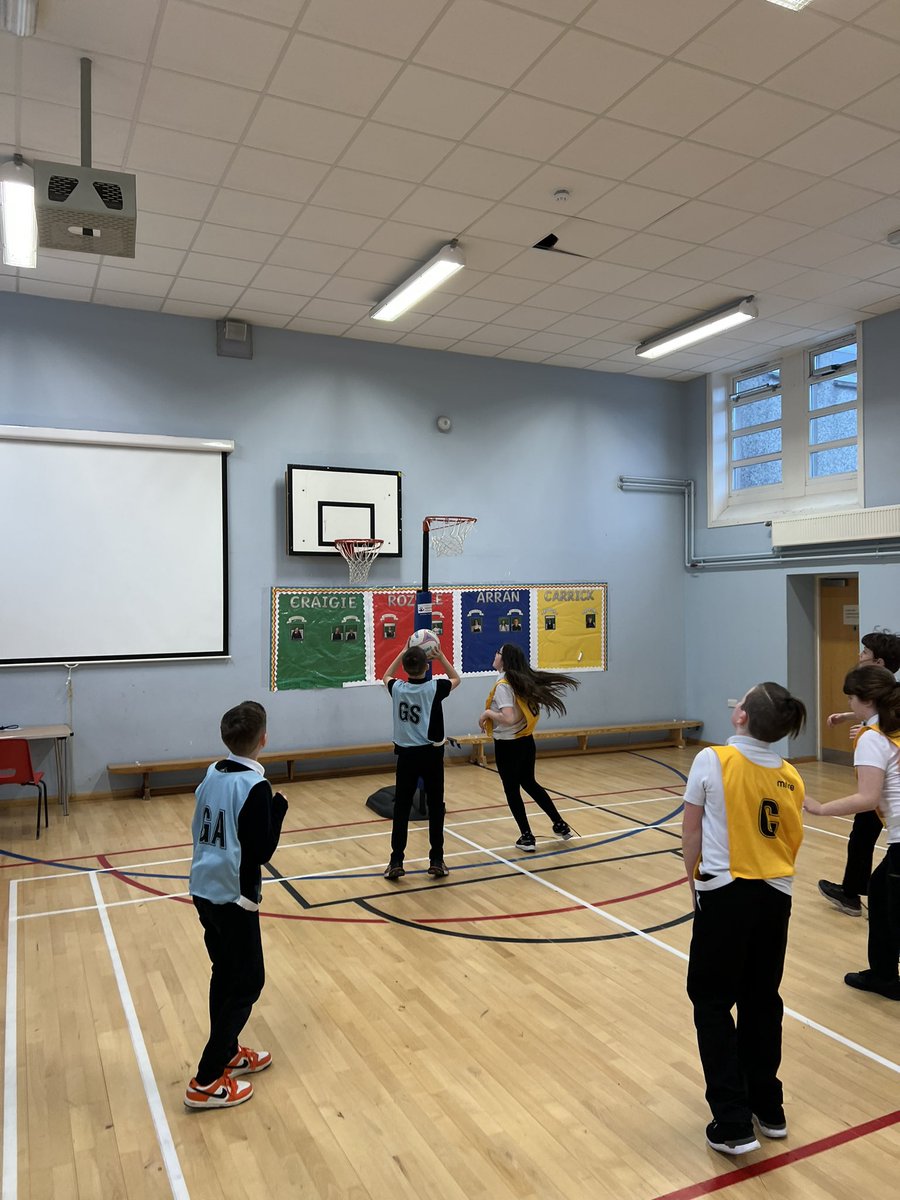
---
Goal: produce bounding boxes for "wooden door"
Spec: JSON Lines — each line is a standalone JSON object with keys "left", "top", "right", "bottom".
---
{"left": 818, "top": 575, "right": 859, "bottom": 763}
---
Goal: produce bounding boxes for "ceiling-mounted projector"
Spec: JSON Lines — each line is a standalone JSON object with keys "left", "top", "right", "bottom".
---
{"left": 32, "top": 56, "right": 136, "bottom": 259}
{"left": 33, "top": 161, "right": 136, "bottom": 256}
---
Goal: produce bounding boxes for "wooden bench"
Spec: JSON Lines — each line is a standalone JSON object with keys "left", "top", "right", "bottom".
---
{"left": 108, "top": 742, "right": 397, "bottom": 800}
{"left": 448, "top": 719, "right": 703, "bottom": 767}
{"left": 107, "top": 719, "right": 702, "bottom": 799}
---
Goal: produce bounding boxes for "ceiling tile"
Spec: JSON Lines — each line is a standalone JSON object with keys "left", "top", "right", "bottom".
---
{"left": 300, "top": 0, "right": 447, "bottom": 57}
{"left": 769, "top": 269, "right": 856, "bottom": 301}
{"left": 340, "top": 123, "right": 454, "bottom": 183}
{"left": 523, "top": 284, "right": 601, "bottom": 312}
{"left": 769, "top": 116, "right": 897, "bottom": 177}
{"left": 553, "top": 118, "right": 678, "bottom": 181}
{"left": 311, "top": 168, "right": 415, "bottom": 217}
{"left": 19, "top": 279, "right": 92, "bottom": 303}
{"left": 501, "top": 166, "right": 617, "bottom": 215}
{"left": 96, "top": 265, "right": 172, "bottom": 296}
{"left": 766, "top": 28, "right": 900, "bottom": 109}
{"left": 227, "top": 308, "right": 291, "bottom": 328}
{"left": 549, "top": 219, "right": 633, "bottom": 257}
{"left": 106, "top": 244, "right": 187, "bottom": 274}
{"left": 299, "top": 298, "right": 371, "bottom": 323}
{"left": 288, "top": 206, "right": 383, "bottom": 247}
{"left": 464, "top": 275, "right": 545, "bottom": 303}
{"left": 662, "top": 246, "right": 753, "bottom": 280}
{"left": 340, "top": 249, "right": 419, "bottom": 284}
{"left": 412, "top": 314, "right": 483, "bottom": 338}
{"left": 223, "top": 148, "right": 329, "bottom": 203}
{"left": 251, "top": 264, "right": 330, "bottom": 295}
{"left": 315, "top": 277, "right": 382, "bottom": 304}
{"left": 389, "top": 186, "right": 495, "bottom": 230}
{"left": 676, "top": 0, "right": 838, "bottom": 84}
{"left": 578, "top": 294, "right": 658, "bottom": 321}
{"left": 373, "top": 66, "right": 503, "bottom": 140}
{"left": 201, "top": 0, "right": 302, "bottom": 24}
{"left": 414, "top": 0, "right": 560, "bottom": 88}
{"left": 162, "top": 298, "right": 230, "bottom": 318}
{"left": 702, "top": 162, "right": 820, "bottom": 213}
{"left": 270, "top": 35, "right": 402, "bottom": 116}
{"left": 578, "top": 0, "right": 730, "bottom": 56}
{"left": 643, "top": 200, "right": 748, "bottom": 242}
{"left": 709, "top": 215, "right": 813, "bottom": 256}
{"left": 126, "top": 124, "right": 234, "bottom": 185}
{"left": 168, "top": 277, "right": 245, "bottom": 306}
{"left": 364, "top": 222, "right": 456, "bottom": 260}
{"left": 504, "top": 0, "right": 588, "bottom": 19}
{"left": 464, "top": 202, "right": 564, "bottom": 246}
{"left": 153, "top": 1, "right": 289, "bottom": 90}
{"left": 244, "top": 97, "right": 361, "bottom": 161}
{"left": 235, "top": 288, "right": 304, "bottom": 315}
{"left": 835, "top": 142, "right": 900, "bottom": 195}
{"left": 468, "top": 93, "right": 594, "bottom": 160}
{"left": 517, "top": 29, "right": 661, "bottom": 114}
{"left": 268, "top": 238, "right": 353, "bottom": 273}
{"left": 137, "top": 212, "right": 200, "bottom": 250}
{"left": 0, "top": 95, "right": 13, "bottom": 145}
{"left": 630, "top": 142, "right": 751, "bottom": 197}
{"left": 21, "top": 42, "right": 144, "bottom": 116}
{"left": 496, "top": 248, "right": 582, "bottom": 283}
{"left": 605, "top": 62, "right": 748, "bottom": 138}
{"left": 192, "top": 224, "right": 280, "bottom": 261}
{"left": 715, "top": 258, "right": 807, "bottom": 290}
{"left": 20, "top": 99, "right": 130, "bottom": 165}
{"left": 180, "top": 252, "right": 259, "bottom": 286}
{"left": 578, "top": 184, "right": 687, "bottom": 231}
{"left": 768, "top": 179, "right": 884, "bottom": 225}
{"left": 289, "top": 316, "right": 352, "bottom": 336}
{"left": 205, "top": 189, "right": 302, "bottom": 235}
{"left": 558, "top": 260, "right": 646, "bottom": 292}
{"left": 35, "top": 0, "right": 161, "bottom": 62}
{"left": 846, "top": 76, "right": 900, "bottom": 132}
{"left": 514, "top": 330, "right": 585, "bottom": 353}
{"left": 426, "top": 145, "right": 539, "bottom": 200}
{"left": 464, "top": 323, "right": 532, "bottom": 346}
{"left": 604, "top": 233, "right": 696, "bottom": 270}
{"left": 31, "top": 256, "right": 99, "bottom": 286}
{"left": 826, "top": 196, "right": 900, "bottom": 240}
{"left": 829, "top": 244, "right": 900, "bottom": 278}
{"left": 134, "top": 171, "right": 216, "bottom": 220}
{"left": 692, "top": 90, "right": 827, "bottom": 157}
{"left": 94, "top": 289, "right": 164, "bottom": 312}
{"left": 547, "top": 314, "right": 617, "bottom": 338}
{"left": 139, "top": 69, "right": 258, "bottom": 142}
{"left": 617, "top": 274, "right": 699, "bottom": 302}
{"left": 774, "top": 229, "right": 870, "bottom": 268}
{"left": 494, "top": 304, "right": 571, "bottom": 330}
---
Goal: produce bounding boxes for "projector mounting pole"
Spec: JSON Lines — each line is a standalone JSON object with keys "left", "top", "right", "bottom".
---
{"left": 80, "top": 57, "right": 92, "bottom": 168}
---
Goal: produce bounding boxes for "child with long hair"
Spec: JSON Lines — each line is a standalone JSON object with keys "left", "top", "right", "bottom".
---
{"left": 683, "top": 682, "right": 807, "bottom": 1156}
{"left": 478, "top": 643, "right": 578, "bottom": 851}
{"left": 805, "top": 664, "right": 900, "bottom": 1002}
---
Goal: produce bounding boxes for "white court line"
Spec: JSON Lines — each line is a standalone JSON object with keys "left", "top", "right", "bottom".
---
{"left": 89, "top": 874, "right": 190, "bottom": 1200}
{"left": 445, "top": 826, "right": 900, "bottom": 1077}
{"left": 2, "top": 882, "right": 18, "bottom": 1200}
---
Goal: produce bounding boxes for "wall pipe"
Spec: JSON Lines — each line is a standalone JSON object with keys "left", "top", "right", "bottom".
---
{"left": 616, "top": 476, "right": 900, "bottom": 571}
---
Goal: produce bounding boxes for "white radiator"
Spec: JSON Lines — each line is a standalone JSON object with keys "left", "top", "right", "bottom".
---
{"left": 770, "top": 505, "right": 900, "bottom": 548}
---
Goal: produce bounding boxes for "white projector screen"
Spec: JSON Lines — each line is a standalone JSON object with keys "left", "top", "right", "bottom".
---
{"left": 0, "top": 427, "right": 231, "bottom": 665}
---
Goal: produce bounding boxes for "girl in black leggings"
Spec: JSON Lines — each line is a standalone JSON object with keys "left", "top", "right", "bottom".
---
{"left": 478, "top": 643, "right": 578, "bottom": 852}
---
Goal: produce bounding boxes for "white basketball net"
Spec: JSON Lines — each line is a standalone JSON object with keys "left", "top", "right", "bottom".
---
{"left": 334, "top": 539, "right": 383, "bottom": 584}
{"left": 426, "top": 516, "right": 476, "bottom": 557}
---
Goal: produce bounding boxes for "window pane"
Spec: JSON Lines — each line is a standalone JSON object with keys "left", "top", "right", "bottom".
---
{"left": 812, "top": 343, "right": 856, "bottom": 372}
{"left": 732, "top": 395, "right": 782, "bottom": 430}
{"left": 734, "top": 369, "right": 779, "bottom": 396}
{"left": 810, "top": 446, "right": 857, "bottom": 477}
{"left": 733, "top": 461, "right": 782, "bottom": 490}
{"left": 810, "top": 373, "right": 857, "bottom": 411}
{"left": 732, "top": 429, "right": 782, "bottom": 459}
{"left": 809, "top": 410, "right": 857, "bottom": 446}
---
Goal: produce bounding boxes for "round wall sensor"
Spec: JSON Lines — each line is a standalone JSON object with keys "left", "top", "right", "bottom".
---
{"left": 436, "top": 415, "right": 452, "bottom": 433}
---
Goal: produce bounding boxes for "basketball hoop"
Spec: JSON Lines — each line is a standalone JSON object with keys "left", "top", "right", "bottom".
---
{"left": 334, "top": 538, "right": 383, "bottom": 584}
{"left": 424, "top": 515, "right": 476, "bottom": 558}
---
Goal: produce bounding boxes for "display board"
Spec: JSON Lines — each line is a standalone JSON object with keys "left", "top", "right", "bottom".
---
{"left": 271, "top": 583, "right": 606, "bottom": 691}
{"left": 0, "top": 426, "right": 231, "bottom": 665}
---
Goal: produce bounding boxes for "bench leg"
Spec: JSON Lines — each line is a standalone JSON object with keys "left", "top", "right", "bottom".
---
{"left": 141, "top": 772, "right": 152, "bottom": 801}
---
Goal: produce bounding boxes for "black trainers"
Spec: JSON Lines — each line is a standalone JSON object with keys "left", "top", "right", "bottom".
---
{"left": 515, "top": 831, "right": 536, "bottom": 852}
{"left": 552, "top": 820, "right": 575, "bottom": 840}
{"left": 427, "top": 860, "right": 449, "bottom": 879}
{"left": 383, "top": 860, "right": 405, "bottom": 880}
{"left": 818, "top": 879, "right": 862, "bottom": 916}
{"left": 844, "top": 969, "right": 900, "bottom": 1000}
{"left": 705, "top": 1122, "right": 760, "bottom": 1156}
{"left": 753, "top": 1110, "right": 787, "bottom": 1139}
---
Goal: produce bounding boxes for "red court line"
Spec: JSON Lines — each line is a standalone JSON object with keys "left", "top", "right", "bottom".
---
{"left": 652, "top": 1109, "right": 900, "bottom": 1200}
{"left": 418, "top": 875, "right": 686, "bottom": 924}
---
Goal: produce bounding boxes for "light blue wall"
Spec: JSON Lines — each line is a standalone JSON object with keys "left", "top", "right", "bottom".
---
{"left": 0, "top": 292, "right": 692, "bottom": 795}
{"left": 682, "top": 309, "right": 900, "bottom": 747}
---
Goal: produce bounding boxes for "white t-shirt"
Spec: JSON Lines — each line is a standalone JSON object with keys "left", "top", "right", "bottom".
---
{"left": 683, "top": 735, "right": 794, "bottom": 895}
{"left": 489, "top": 677, "right": 527, "bottom": 741}
{"left": 854, "top": 718, "right": 900, "bottom": 844}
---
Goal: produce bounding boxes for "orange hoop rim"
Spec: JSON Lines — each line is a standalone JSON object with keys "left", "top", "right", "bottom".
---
{"left": 423, "top": 515, "right": 477, "bottom": 531}
{"left": 334, "top": 538, "right": 384, "bottom": 556}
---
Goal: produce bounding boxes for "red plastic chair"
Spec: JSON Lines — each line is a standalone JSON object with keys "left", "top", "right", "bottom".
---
{"left": 0, "top": 740, "right": 49, "bottom": 838}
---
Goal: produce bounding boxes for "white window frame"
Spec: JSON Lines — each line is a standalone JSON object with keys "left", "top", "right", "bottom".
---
{"left": 707, "top": 327, "right": 863, "bottom": 527}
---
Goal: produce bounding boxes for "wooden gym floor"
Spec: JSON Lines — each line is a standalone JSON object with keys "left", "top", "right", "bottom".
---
{"left": 0, "top": 746, "right": 897, "bottom": 1199}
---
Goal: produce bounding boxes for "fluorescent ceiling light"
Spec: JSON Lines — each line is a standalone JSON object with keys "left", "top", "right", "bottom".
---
{"left": 370, "top": 241, "right": 464, "bottom": 322}
{"left": 635, "top": 297, "right": 758, "bottom": 360}
{"left": 765, "top": 0, "right": 815, "bottom": 11}
{"left": 0, "top": 155, "right": 38, "bottom": 269}
{"left": 0, "top": 0, "right": 38, "bottom": 37}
